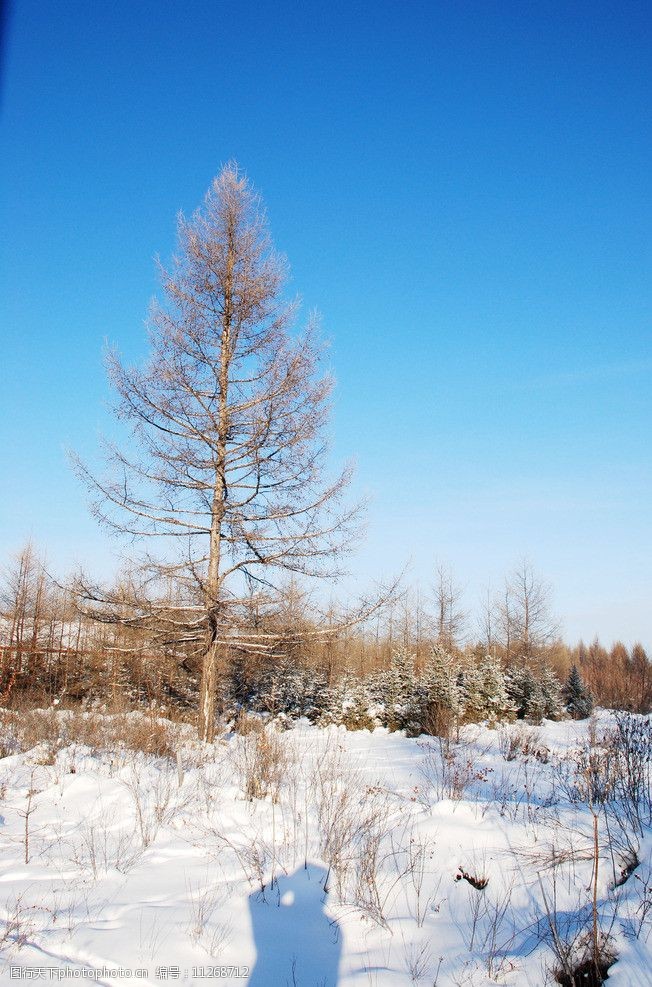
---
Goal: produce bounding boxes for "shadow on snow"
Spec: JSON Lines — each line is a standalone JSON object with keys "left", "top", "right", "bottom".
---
{"left": 248, "top": 864, "right": 341, "bottom": 987}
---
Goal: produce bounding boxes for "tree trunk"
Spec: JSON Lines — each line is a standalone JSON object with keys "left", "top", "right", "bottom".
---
{"left": 197, "top": 225, "right": 233, "bottom": 743}
{"left": 198, "top": 622, "right": 221, "bottom": 742}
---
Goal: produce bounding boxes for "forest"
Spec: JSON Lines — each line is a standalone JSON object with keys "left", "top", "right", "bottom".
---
{"left": 0, "top": 540, "right": 650, "bottom": 732}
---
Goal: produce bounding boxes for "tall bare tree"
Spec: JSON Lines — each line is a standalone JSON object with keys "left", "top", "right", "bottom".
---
{"left": 433, "top": 563, "right": 465, "bottom": 652}
{"left": 478, "top": 581, "right": 497, "bottom": 654}
{"left": 75, "top": 164, "right": 363, "bottom": 741}
{"left": 1, "top": 543, "right": 47, "bottom": 679}
{"left": 501, "top": 558, "right": 558, "bottom": 660}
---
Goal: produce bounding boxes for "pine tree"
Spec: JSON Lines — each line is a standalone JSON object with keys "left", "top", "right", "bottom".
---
{"left": 564, "top": 664, "right": 593, "bottom": 719}
{"left": 469, "top": 653, "right": 514, "bottom": 725}
{"left": 254, "top": 655, "right": 326, "bottom": 721}
{"left": 539, "top": 663, "right": 564, "bottom": 720}
{"left": 505, "top": 665, "right": 536, "bottom": 720}
{"left": 456, "top": 664, "right": 479, "bottom": 722}
{"left": 320, "top": 674, "right": 379, "bottom": 731}
{"left": 375, "top": 647, "right": 419, "bottom": 733}
{"left": 506, "top": 662, "right": 564, "bottom": 723}
{"left": 422, "top": 644, "right": 464, "bottom": 736}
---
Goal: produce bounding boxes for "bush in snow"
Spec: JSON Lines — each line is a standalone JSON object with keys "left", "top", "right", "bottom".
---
{"left": 608, "top": 711, "right": 652, "bottom": 833}
{"left": 231, "top": 724, "right": 288, "bottom": 802}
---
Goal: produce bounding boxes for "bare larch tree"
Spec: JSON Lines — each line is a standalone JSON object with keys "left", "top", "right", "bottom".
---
{"left": 433, "top": 563, "right": 465, "bottom": 652}
{"left": 75, "top": 164, "right": 362, "bottom": 741}
{"left": 501, "top": 558, "right": 558, "bottom": 660}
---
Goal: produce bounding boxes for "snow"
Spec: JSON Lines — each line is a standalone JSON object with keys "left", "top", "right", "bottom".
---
{"left": 1, "top": 712, "right": 651, "bottom": 986}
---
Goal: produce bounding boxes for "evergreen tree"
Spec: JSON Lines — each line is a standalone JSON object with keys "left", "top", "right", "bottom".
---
{"left": 539, "top": 663, "right": 564, "bottom": 720}
{"left": 505, "top": 665, "right": 537, "bottom": 720}
{"left": 563, "top": 664, "right": 593, "bottom": 719}
{"left": 506, "top": 662, "right": 564, "bottom": 723}
{"left": 253, "top": 656, "right": 326, "bottom": 721}
{"left": 467, "top": 653, "right": 514, "bottom": 725}
{"left": 375, "top": 647, "right": 420, "bottom": 733}
{"left": 457, "top": 664, "right": 480, "bottom": 722}
{"left": 422, "top": 644, "right": 464, "bottom": 735}
{"left": 320, "top": 674, "right": 379, "bottom": 731}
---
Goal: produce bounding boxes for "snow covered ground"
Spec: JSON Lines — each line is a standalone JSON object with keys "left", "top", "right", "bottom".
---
{"left": 1, "top": 711, "right": 651, "bottom": 986}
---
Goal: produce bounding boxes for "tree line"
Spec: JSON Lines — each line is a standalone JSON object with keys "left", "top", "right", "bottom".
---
{"left": 0, "top": 542, "right": 648, "bottom": 722}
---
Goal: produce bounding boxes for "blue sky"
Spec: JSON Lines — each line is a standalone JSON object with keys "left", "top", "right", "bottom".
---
{"left": 1, "top": 0, "right": 650, "bottom": 645}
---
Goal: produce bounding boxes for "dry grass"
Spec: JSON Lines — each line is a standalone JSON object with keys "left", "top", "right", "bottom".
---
{"left": 0, "top": 705, "right": 180, "bottom": 761}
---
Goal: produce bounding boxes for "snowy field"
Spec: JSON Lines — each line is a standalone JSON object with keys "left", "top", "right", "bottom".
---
{"left": 1, "top": 711, "right": 651, "bottom": 986}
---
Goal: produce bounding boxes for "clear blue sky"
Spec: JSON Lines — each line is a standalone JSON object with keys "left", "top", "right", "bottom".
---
{"left": 1, "top": 0, "right": 650, "bottom": 646}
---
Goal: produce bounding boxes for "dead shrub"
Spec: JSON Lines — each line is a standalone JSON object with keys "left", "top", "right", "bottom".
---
{"left": 539, "top": 859, "right": 618, "bottom": 987}
{"left": 233, "top": 726, "right": 287, "bottom": 801}
{"left": 232, "top": 710, "right": 264, "bottom": 736}
{"left": 0, "top": 709, "right": 22, "bottom": 758}
{"left": 0, "top": 892, "right": 34, "bottom": 951}
{"left": 419, "top": 737, "right": 489, "bottom": 801}
{"left": 552, "top": 931, "right": 617, "bottom": 987}
{"left": 59, "top": 710, "right": 111, "bottom": 753}
{"left": 498, "top": 724, "right": 550, "bottom": 764}
{"left": 313, "top": 748, "right": 393, "bottom": 915}
{"left": 118, "top": 714, "right": 175, "bottom": 758}
{"left": 611, "top": 846, "right": 639, "bottom": 889}
{"left": 422, "top": 701, "right": 456, "bottom": 739}
{"left": 607, "top": 712, "right": 652, "bottom": 833}
{"left": 0, "top": 705, "right": 181, "bottom": 764}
